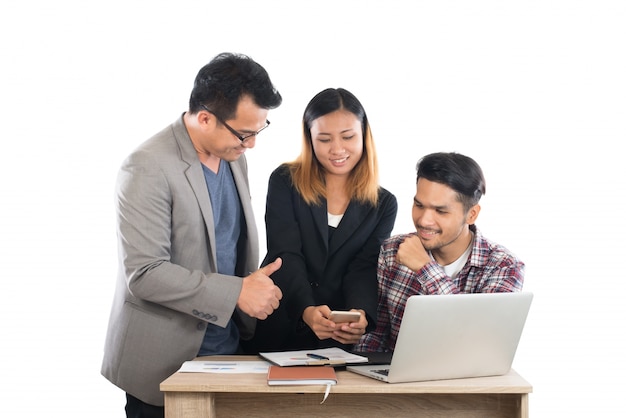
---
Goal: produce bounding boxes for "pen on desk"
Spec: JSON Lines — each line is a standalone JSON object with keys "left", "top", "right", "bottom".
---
{"left": 307, "top": 353, "right": 330, "bottom": 360}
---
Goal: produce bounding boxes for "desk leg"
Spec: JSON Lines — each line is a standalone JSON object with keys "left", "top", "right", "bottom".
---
{"left": 164, "top": 392, "right": 215, "bottom": 418}
{"left": 519, "top": 393, "right": 529, "bottom": 418}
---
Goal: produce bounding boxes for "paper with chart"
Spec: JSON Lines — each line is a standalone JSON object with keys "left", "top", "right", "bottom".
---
{"left": 178, "top": 360, "right": 270, "bottom": 373}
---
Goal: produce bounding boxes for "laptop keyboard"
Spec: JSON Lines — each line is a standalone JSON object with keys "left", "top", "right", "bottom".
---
{"left": 372, "top": 368, "right": 389, "bottom": 376}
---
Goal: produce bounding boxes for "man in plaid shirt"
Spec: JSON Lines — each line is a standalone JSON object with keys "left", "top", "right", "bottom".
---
{"left": 355, "top": 152, "right": 525, "bottom": 352}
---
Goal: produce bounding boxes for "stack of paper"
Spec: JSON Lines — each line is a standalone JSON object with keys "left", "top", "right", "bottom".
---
{"left": 267, "top": 365, "right": 337, "bottom": 386}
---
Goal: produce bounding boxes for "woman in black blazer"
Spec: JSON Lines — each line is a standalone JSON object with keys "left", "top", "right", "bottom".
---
{"left": 242, "top": 88, "right": 398, "bottom": 353}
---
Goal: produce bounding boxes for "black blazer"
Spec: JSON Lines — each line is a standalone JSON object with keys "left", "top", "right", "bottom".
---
{"left": 243, "top": 164, "right": 398, "bottom": 352}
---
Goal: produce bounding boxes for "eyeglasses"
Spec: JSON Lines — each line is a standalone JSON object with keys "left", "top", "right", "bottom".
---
{"left": 201, "top": 104, "right": 270, "bottom": 143}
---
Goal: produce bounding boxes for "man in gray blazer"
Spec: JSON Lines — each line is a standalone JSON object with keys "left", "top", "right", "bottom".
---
{"left": 101, "top": 52, "right": 283, "bottom": 418}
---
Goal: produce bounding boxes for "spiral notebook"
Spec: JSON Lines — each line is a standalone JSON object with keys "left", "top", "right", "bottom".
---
{"left": 347, "top": 292, "right": 533, "bottom": 383}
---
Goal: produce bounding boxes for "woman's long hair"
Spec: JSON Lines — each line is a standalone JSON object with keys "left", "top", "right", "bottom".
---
{"left": 288, "top": 88, "right": 380, "bottom": 206}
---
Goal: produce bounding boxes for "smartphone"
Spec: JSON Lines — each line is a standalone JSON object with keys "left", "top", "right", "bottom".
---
{"left": 328, "top": 310, "right": 361, "bottom": 323}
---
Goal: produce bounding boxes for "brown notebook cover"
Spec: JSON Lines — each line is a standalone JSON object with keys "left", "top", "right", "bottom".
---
{"left": 267, "top": 365, "right": 337, "bottom": 385}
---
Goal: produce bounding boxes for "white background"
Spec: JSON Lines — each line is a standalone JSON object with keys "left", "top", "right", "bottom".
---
{"left": 1, "top": 1, "right": 624, "bottom": 416}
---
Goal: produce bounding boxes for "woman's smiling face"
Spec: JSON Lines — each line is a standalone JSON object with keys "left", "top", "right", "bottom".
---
{"left": 309, "top": 109, "right": 363, "bottom": 178}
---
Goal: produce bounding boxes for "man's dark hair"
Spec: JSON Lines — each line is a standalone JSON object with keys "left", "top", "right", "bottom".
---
{"left": 189, "top": 52, "right": 282, "bottom": 119}
{"left": 416, "top": 152, "right": 486, "bottom": 212}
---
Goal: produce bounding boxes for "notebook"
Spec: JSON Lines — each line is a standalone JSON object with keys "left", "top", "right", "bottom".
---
{"left": 347, "top": 292, "right": 533, "bottom": 383}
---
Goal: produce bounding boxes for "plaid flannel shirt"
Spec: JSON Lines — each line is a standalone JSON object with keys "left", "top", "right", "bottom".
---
{"left": 355, "top": 225, "right": 525, "bottom": 352}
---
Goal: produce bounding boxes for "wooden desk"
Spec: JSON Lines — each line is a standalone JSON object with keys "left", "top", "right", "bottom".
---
{"left": 160, "top": 356, "right": 532, "bottom": 418}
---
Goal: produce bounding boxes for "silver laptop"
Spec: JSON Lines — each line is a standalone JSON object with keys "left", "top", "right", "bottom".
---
{"left": 347, "top": 292, "right": 533, "bottom": 383}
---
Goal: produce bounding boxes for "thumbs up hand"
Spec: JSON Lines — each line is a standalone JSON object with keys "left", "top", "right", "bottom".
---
{"left": 237, "top": 258, "right": 283, "bottom": 320}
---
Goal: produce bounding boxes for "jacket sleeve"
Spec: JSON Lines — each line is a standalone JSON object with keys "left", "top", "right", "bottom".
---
{"left": 117, "top": 148, "right": 243, "bottom": 328}
{"left": 261, "top": 166, "right": 316, "bottom": 318}
{"left": 342, "top": 189, "right": 398, "bottom": 330}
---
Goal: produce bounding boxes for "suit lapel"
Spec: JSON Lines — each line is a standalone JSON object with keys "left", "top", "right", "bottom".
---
{"left": 172, "top": 117, "right": 218, "bottom": 269}
{"left": 312, "top": 197, "right": 371, "bottom": 256}
{"left": 311, "top": 202, "right": 329, "bottom": 252}
{"left": 329, "top": 201, "right": 370, "bottom": 254}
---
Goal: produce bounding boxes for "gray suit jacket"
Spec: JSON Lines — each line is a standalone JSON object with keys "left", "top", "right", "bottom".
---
{"left": 101, "top": 115, "right": 258, "bottom": 406}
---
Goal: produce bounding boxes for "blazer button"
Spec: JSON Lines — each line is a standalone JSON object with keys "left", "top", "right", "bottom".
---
{"left": 197, "top": 322, "right": 206, "bottom": 331}
{"left": 310, "top": 282, "right": 319, "bottom": 288}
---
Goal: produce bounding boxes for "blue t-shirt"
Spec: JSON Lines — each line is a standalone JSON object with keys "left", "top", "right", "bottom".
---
{"left": 197, "top": 160, "right": 242, "bottom": 355}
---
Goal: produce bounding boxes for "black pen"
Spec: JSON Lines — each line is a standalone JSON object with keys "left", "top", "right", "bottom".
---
{"left": 307, "top": 353, "right": 330, "bottom": 360}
